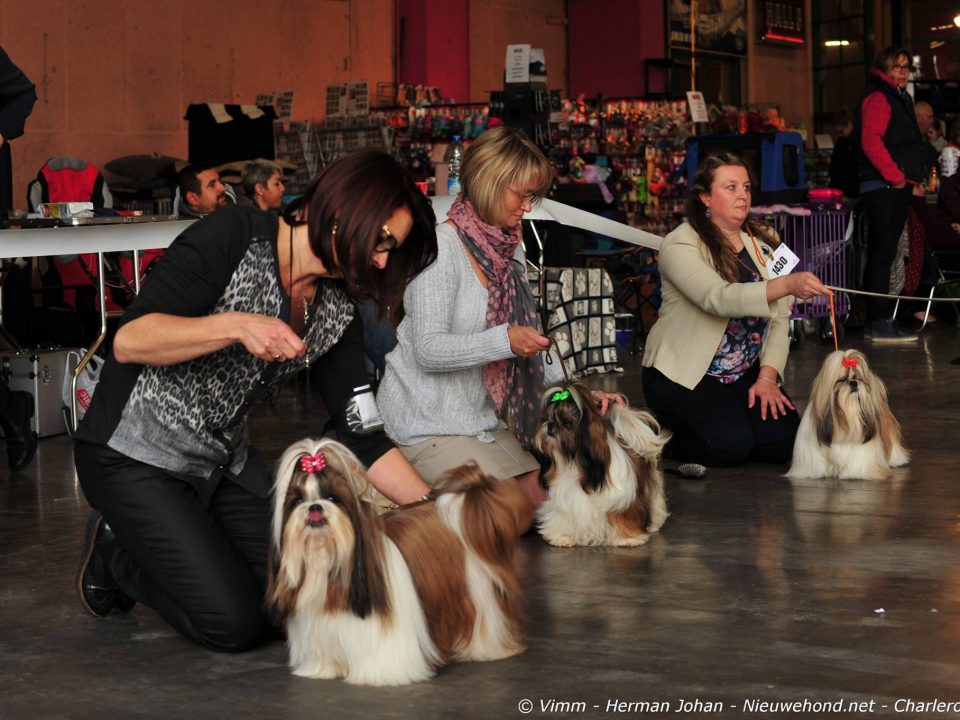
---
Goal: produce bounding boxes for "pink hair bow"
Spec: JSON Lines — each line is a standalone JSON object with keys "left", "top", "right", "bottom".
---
{"left": 842, "top": 357, "right": 858, "bottom": 369}
{"left": 300, "top": 452, "right": 327, "bottom": 473}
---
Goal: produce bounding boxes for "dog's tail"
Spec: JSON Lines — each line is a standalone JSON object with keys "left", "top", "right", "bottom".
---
{"left": 432, "top": 462, "right": 527, "bottom": 653}
{"left": 434, "top": 463, "right": 530, "bottom": 563}
{"left": 608, "top": 405, "right": 671, "bottom": 461}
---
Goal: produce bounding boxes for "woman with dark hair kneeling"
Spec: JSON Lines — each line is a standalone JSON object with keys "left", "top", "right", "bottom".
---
{"left": 642, "top": 152, "right": 830, "bottom": 470}
{"left": 73, "top": 150, "right": 438, "bottom": 651}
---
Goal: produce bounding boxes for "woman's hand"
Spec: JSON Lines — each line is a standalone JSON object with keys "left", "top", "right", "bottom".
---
{"left": 788, "top": 272, "right": 832, "bottom": 300}
{"left": 508, "top": 326, "right": 551, "bottom": 358}
{"left": 592, "top": 390, "right": 628, "bottom": 416}
{"left": 748, "top": 375, "right": 795, "bottom": 420}
{"left": 236, "top": 313, "right": 307, "bottom": 363}
{"left": 768, "top": 272, "right": 831, "bottom": 302}
{"left": 115, "top": 311, "right": 305, "bottom": 366}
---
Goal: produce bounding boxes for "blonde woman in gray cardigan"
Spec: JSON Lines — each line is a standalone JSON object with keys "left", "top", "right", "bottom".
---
{"left": 379, "top": 127, "right": 621, "bottom": 512}
{"left": 642, "top": 153, "right": 830, "bottom": 468}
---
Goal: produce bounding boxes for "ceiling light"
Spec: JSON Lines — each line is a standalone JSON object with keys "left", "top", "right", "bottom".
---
{"left": 954, "top": 14, "right": 960, "bottom": 28}
{"left": 824, "top": 40, "right": 850, "bottom": 47}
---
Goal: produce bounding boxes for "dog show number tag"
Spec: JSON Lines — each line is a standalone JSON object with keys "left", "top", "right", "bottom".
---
{"left": 767, "top": 244, "right": 800, "bottom": 278}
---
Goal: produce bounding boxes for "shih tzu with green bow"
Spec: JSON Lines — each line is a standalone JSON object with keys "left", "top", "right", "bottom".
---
{"left": 533, "top": 382, "right": 670, "bottom": 547}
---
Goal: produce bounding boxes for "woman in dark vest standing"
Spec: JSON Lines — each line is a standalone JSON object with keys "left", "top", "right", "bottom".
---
{"left": 857, "top": 46, "right": 934, "bottom": 342}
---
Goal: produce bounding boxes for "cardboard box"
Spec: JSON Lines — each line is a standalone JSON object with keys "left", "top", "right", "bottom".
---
{"left": 1, "top": 349, "right": 79, "bottom": 437}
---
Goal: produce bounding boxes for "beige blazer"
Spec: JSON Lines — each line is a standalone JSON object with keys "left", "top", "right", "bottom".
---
{"left": 642, "top": 221, "right": 792, "bottom": 390}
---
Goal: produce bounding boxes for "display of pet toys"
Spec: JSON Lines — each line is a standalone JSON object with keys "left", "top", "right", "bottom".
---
{"left": 568, "top": 155, "right": 585, "bottom": 180}
{"left": 646, "top": 163, "right": 667, "bottom": 217}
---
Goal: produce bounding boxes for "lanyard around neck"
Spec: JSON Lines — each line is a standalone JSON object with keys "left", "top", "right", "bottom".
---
{"left": 746, "top": 225, "right": 767, "bottom": 268}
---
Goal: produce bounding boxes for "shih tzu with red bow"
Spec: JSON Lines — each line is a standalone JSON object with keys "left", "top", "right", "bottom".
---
{"left": 788, "top": 349, "right": 909, "bottom": 480}
{"left": 268, "top": 438, "right": 529, "bottom": 686}
{"left": 532, "top": 382, "right": 670, "bottom": 547}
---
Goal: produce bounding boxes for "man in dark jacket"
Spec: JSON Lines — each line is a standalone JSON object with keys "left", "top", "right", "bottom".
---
{"left": 857, "top": 46, "right": 929, "bottom": 342}
{"left": 0, "top": 46, "right": 37, "bottom": 471}
{"left": 0, "top": 45, "right": 36, "bottom": 221}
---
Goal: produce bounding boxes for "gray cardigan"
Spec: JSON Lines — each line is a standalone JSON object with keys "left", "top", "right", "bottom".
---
{"left": 378, "top": 222, "right": 561, "bottom": 446}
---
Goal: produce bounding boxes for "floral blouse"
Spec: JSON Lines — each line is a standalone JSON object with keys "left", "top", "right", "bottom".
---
{"left": 706, "top": 249, "right": 768, "bottom": 383}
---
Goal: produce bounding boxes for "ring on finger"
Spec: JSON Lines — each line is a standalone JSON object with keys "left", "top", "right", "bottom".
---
{"left": 272, "top": 353, "right": 282, "bottom": 361}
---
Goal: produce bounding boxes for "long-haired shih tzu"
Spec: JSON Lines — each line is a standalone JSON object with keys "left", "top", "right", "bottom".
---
{"left": 268, "top": 438, "right": 529, "bottom": 686}
{"left": 532, "top": 382, "right": 670, "bottom": 547}
{"left": 788, "top": 349, "right": 909, "bottom": 480}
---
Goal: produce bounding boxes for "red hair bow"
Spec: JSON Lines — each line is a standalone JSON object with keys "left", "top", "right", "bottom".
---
{"left": 842, "top": 357, "right": 858, "bottom": 369}
{"left": 300, "top": 452, "right": 327, "bottom": 473}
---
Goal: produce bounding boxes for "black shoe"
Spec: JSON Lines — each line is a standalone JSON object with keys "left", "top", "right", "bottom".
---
{"left": 1, "top": 391, "right": 37, "bottom": 472}
{"left": 76, "top": 511, "right": 136, "bottom": 617}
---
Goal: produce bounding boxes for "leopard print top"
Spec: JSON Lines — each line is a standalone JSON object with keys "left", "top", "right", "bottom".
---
{"left": 103, "top": 210, "right": 354, "bottom": 483}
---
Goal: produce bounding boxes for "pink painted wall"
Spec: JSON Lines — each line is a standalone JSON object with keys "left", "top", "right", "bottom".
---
{"left": 1, "top": 0, "right": 812, "bottom": 204}
{"left": 568, "top": 0, "right": 666, "bottom": 98}
{"left": 0, "top": 0, "right": 394, "bottom": 207}
{"left": 468, "top": 0, "right": 567, "bottom": 102}
{"left": 397, "top": 0, "right": 469, "bottom": 103}
{"left": 399, "top": 0, "right": 566, "bottom": 104}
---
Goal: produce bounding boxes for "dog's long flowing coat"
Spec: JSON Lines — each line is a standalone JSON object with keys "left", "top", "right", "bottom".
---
{"left": 533, "top": 383, "right": 670, "bottom": 547}
{"left": 268, "top": 439, "right": 529, "bottom": 685}
{"left": 788, "top": 350, "right": 908, "bottom": 480}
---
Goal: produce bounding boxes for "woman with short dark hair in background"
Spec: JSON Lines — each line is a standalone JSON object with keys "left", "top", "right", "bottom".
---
{"left": 241, "top": 159, "right": 285, "bottom": 212}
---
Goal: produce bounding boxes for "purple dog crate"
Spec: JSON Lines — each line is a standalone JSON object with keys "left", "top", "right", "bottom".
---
{"left": 752, "top": 208, "right": 852, "bottom": 320}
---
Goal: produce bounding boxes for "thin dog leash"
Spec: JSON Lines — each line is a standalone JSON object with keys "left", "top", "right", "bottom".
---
{"left": 543, "top": 337, "right": 571, "bottom": 383}
{"left": 823, "top": 284, "right": 960, "bottom": 302}
{"left": 829, "top": 292, "right": 840, "bottom": 353}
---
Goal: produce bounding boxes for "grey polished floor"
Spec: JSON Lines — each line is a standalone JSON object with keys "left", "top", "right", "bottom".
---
{"left": 3, "top": 326, "right": 960, "bottom": 720}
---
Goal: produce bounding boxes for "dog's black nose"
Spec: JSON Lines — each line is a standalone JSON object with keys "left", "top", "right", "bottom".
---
{"left": 309, "top": 503, "right": 323, "bottom": 513}
{"left": 849, "top": 380, "right": 858, "bottom": 392}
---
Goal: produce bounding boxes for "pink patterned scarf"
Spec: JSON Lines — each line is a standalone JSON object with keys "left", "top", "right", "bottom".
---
{"left": 448, "top": 196, "right": 545, "bottom": 449}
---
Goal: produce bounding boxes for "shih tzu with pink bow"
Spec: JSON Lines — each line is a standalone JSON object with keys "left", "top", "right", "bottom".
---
{"left": 533, "top": 382, "right": 670, "bottom": 547}
{"left": 788, "top": 349, "right": 909, "bottom": 480}
{"left": 268, "top": 438, "right": 529, "bottom": 686}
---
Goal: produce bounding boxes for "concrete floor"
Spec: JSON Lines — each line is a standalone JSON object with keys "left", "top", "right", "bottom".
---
{"left": 3, "top": 325, "right": 960, "bottom": 719}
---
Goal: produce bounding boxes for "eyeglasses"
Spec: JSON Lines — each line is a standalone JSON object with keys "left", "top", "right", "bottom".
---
{"left": 509, "top": 187, "right": 540, "bottom": 206}
{"left": 892, "top": 63, "right": 913, "bottom": 72}
{"left": 373, "top": 225, "right": 399, "bottom": 254}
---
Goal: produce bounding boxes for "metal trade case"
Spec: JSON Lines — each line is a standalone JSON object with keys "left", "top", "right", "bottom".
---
{"left": 1, "top": 349, "right": 78, "bottom": 437}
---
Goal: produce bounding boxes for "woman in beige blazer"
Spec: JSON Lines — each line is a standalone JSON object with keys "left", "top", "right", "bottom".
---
{"left": 642, "top": 153, "right": 830, "bottom": 468}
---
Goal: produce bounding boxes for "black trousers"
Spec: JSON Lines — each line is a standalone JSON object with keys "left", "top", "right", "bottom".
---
{"left": 642, "top": 365, "right": 800, "bottom": 467}
{"left": 74, "top": 441, "right": 273, "bottom": 652}
{"left": 861, "top": 186, "right": 912, "bottom": 323}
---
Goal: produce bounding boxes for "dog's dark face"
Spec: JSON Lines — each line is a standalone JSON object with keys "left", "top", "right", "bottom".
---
{"left": 533, "top": 382, "right": 611, "bottom": 492}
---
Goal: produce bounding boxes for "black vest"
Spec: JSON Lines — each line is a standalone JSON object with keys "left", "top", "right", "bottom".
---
{"left": 856, "top": 72, "right": 929, "bottom": 185}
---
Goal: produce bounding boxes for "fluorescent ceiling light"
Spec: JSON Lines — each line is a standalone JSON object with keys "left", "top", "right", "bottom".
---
{"left": 824, "top": 40, "right": 850, "bottom": 47}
